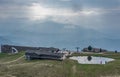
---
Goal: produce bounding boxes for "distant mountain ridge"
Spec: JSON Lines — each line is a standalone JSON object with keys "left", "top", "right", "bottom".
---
{"left": 0, "top": 35, "right": 120, "bottom": 51}
{"left": 0, "top": 36, "right": 13, "bottom": 45}
{"left": 0, "top": 20, "right": 120, "bottom": 51}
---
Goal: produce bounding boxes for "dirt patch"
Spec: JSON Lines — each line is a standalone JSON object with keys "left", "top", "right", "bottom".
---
{"left": 0, "top": 74, "right": 16, "bottom": 77}
{"left": 1, "top": 55, "right": 24, "bottom": 64}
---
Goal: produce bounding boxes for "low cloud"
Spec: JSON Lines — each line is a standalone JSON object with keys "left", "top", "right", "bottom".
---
{"left": 0, "top": 2, "right": 117, "bottom": 30}
{"left": 0, "top": 1, "right": 120, "bottom": 31}
{"left": 60, "top": 0, "right": 71, "bottom": 1}
{"left": 27, "top": 3, "right": 103, "bottom": 29}
{"left": 0, "top": 5, "right": 29, "bottom": 20}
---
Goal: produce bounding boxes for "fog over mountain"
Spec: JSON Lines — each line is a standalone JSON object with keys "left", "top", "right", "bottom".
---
{"left": 0, "top": 0, "right": 120, "bottom": 51}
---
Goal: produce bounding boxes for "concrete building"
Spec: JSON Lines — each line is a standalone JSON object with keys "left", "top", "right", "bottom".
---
{"left": 1, "top": 45, "right": 59, "bottom": 54}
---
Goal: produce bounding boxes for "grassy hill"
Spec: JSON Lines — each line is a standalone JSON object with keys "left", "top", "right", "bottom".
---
{"left": 0, "top": 52, "right": 120, "bottom": 77}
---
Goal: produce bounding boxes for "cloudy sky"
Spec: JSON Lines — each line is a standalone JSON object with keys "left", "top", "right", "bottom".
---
{"left": 0, "top": 0, "right": 120, "bottom": 51}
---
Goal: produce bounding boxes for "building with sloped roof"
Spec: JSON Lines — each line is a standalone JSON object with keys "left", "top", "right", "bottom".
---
{"left": 25, "top": 50, "right": 65, "bottom": 60}
{"left": 1, "top": 44, "right": 59, "bottom": 54}
{"left": 82, "top": 47, "right": 107, "bottom": 53}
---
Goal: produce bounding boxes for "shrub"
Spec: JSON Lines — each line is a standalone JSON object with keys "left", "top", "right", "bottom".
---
{"left": 88, "top": 45, "right": 92, "bottom": 51}
{"left": 87, "top": 56, "right": 92, "bottom": 61}
{"left": 115, "top": 50, "right": 117, "bottom": 53}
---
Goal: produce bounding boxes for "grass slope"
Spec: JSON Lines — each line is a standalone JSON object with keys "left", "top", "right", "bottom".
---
{"left": 0, "top": 52, "right": 120, "bottom": 77}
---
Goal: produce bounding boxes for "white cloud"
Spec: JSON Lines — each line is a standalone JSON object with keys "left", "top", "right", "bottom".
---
{"left": 0, "top": 5, "right": 29, "bottom": 19}
{"left": 28, "top": 3, "right": 80, "bottom": 20}
{"left": 28, "top": 3, "right": 100, "bottom": 19}
{"left": 27, "top": 3, "right": 104, "bottom": 30}
{"left": 60, "top": 0, "right": 71, "bottom": 1}
{"left": 1, "top": 2, "right": 116, "bottom": 30}
{"left": 81, "top": 10, "right": 99, "bottom": 15}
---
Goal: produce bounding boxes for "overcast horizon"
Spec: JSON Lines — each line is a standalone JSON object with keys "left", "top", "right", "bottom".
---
{"left": 0, "top": 0, "right": 120, "bottom": 51}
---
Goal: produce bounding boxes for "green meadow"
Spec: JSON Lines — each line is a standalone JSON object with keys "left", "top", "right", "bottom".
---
{"left": 0, "top": 52, "right": 120, "bottom": 77}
